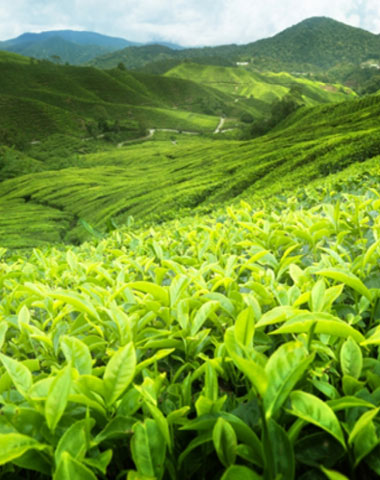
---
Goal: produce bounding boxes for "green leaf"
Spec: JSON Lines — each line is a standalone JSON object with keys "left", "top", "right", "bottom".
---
{"left": 104, "top": 342, "right": 136, "bottom": 407}
{"left": 178, "top": 431, "right": 212, "bottom": 467}
{"left": 231, "top": 355, "right": 268, "bottom": 397}
{"left": 181, "top": 412, "right": 263, "bottom": 467}
{"left": 361, "top": 326, "right": 380, "bottom": 346}
{"left": 55, "top": 418, "right": 94, "bottom": 465}
{"left": 348, "top": 407, "right": 379, "bottom": 445}
{"left": 45, "top": 364, "right": 72, "bottom": 432}
{"left": 213, "top": 417, "right": 237, "bottom": 467}
{"left": 127, "top": 472, "right": 156, "bottom": 480}
{"left": 264, "top": 341, "right": 314, "bottom": 419}
{"left": 17, "top": 305, "right": 30, "bottom": 325}
{"left": 49, "top": 291, "right": 100, "bottom": 321}
{"left": 352, "top": 419, "right": 378, "bottom": 467}
{"left": 54, "top": 452, "right": 97, "bottom": 480}
{"left": 61, "top": 336, "right": 92, "bottom": 375}
{"left": 131, "top": 419, "right": 166, "bottom": 479}
{"left": 83, "top": 449, "right": 112, "bottom": 475}
{"left": 310, "top": 280, "right": 326, "bottom": 312}
{"left": 0, "top": 353, "right": 32, "bottom": 396}
{"left": 327, "top": 396, "right": 374, "bottom": 411}
{"left": 221, "top": 465, "right": 262, "bottom": 480}
{"left": 340, "top": 337, "right": 362, "bottom": 379}
{"left": 255, "top": 306, "right": 299, "bottom": 328}
{"left": 127, "top": 281, "right": 169, "bottom": 306}
{"left": 321, "top": 466, "right": 350, "bottom": 480}
{"left": 144, "top": 401, "right": 172, "bottom": 453}
{"left": 94, "top": 416, "right": 135, "bottom": 444}
{"left": 289, "top": 391, "right": 346, "bottom": 448}
{"left": 0, "top": 433, "right": 47, "bottom": 466}
{"left": 342, "top": 375, "right": 363, "bottom": 396}
{"left": 169, "top": 275, "right": 190, "bottom": 307}
{"left": 234, "top": 307, "right": 255, "bottom": 348}
{"left": 190, "top": 300, "right": 219, "bottom": 336}
{"left": 0, "top": 323, "right": 8, "bottom": 351}
{"left": 271, "top": 313, "right": 365, "bottom": 343}
{"left": 266, "top": 418, "right": 294, "bottom": 480}
{"left": 317, "top": 269, "right": 372, "bottom": 301}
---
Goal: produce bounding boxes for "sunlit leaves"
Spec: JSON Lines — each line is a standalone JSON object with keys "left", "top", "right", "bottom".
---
{"left": 45, "top": 364, "right": 73, "bottom": 432}
{"left": 0, "top": 433, "right": 47, "bottom": 465}
{"left": 288, "top": 391, "right": 346, "bottom": 448}
{"left": 103, "top": 342, "right": 136, "bottom": 407}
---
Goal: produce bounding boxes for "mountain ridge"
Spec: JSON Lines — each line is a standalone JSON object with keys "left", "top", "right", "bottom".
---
{"left": 89, "top": 16, "right": 380, "bottom": 73}
{"left": 0, "top": 30, "right": 183, "bottom": 64}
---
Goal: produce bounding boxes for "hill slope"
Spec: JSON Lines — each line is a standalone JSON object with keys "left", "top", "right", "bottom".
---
{"left": 0, "top": 55, "right": 257, "bottom": 148}
{"left": 165, "top": 63, "right": 355, "bottom": 106}
{"left": 1, "top": 92, "right": 380, "bottom": 247}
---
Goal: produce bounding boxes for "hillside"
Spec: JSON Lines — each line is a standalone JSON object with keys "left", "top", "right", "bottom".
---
{"left": 164, "top": 63, "right": 355, "bottom": 106}
{"left": 240, "top": 17, "right": 380, "bottom": 71}
{"left": 90, "top": 17, "right": 380, "bottom": 74}
{"left": 1, "top": 91, "right": 380, "bottom": 247}
{"left": 0, "top": 54, "right": 258, "bottom": 148}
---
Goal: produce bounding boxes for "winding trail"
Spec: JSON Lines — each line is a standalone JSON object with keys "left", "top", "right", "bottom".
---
{"left": 214, "top": 117, "right": 225, "bottom": 134}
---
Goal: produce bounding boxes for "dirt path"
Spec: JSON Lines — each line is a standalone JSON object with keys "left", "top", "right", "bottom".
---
{"left": 117, "top": 128, "right": 201, "bottom": 147}
{"left": 117, "top": 129, "right": 156, "bottom": 147}
{"left": 214, "top": 117, "right": 225, "bottom": 134}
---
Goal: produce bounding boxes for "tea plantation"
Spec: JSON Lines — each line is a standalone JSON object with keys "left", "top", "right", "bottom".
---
{"left": 1, "top": 122, "right": 380, "bottom": 479}
{"left": 2, "top": 47, "right": 380, "bottom": 480}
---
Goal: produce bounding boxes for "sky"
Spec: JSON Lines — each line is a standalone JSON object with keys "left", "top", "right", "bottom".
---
{"left": 1, "top": 0, "right": 380, "bottom": 46}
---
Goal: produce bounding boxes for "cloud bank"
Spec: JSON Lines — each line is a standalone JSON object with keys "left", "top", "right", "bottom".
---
{"left": 1, "top": 0, "right": 379, "bottom": 46}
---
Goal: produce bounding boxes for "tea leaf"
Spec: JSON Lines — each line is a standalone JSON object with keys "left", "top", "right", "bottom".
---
{"left": 289, "top": 391, "right": 345, "bottom": 448}
{"left": 104, "top": 342, "right": 136, "bottom": 406}
{"left": 0, "top": 353, "right": 32, "bottom": 396}
{"left": 45, "top": 364, "right": 73, "bottom": 432}
{"left": 0, "top": 433, "right": 47, "bottom": 465}
{"left": 213, "top": 417, "right": 237, "bottom": 467}
{"left": 54, "top": 452, "right": 97, "bottom": 480}
{"left": 264, "top": 342, "right": 314, "bottom": 419}
{"left": 340, "top": 337, "right": 362, "bottom": 379}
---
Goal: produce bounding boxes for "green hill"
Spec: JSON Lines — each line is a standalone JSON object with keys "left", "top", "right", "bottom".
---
{"left": 1, "top": 91, "right": 380, "bottom": 247}
{"left": 90, "top": 17, "right": 380, "bottom": 75}
{"left": 164, "top": 63, "right": 355, "bottom": 106}
{"left": 0, "top": 56, "right": 258, "bottom": 148}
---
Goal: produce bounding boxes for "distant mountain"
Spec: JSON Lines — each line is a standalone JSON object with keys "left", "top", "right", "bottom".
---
{"left": 90, "top": 17, "right": 380, "bottom": 73}
{"left": 0, "top": 30, "right": 184, "bottom": 65}
{"left": 0, "top": 30, "right": 138, "bottom": 64}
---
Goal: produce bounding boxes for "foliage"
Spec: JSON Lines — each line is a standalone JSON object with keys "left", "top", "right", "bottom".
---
{"left": 1, "top": 167, "right": 380, "bottom": 478}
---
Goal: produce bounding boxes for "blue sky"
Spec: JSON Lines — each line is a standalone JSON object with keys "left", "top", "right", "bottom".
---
{"left": 0, "top": 0, "right": 379, "bottom": 45}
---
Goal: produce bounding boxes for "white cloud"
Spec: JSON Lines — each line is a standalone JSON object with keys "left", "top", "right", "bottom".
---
{"left": 0, "top": 0, "right": 379, "bottom": 46}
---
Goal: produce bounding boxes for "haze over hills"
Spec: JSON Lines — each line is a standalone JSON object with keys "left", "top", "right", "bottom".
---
{"left": 0, "top": 30, "right": 183, "bottom": 65}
